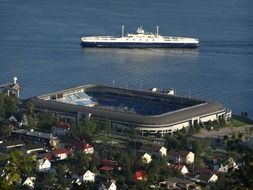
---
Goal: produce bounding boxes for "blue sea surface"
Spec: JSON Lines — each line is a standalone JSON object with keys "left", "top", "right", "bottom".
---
{"left": 0, "top": 0, "right": 253, "bottom": 117}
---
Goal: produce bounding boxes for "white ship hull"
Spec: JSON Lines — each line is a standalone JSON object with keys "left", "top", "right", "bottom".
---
{"left": 80, "top": 26, "right": 199, "bottom": 48}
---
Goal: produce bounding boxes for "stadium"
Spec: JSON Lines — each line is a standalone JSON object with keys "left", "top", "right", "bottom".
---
{"left": 30, "top": 84, "right": 231, "bottom": 137}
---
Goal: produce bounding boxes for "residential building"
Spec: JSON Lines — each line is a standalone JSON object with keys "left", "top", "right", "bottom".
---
{"left": 99, "top": 180, "right": 117, "bottom": 190}
{"left": 44, "top": 148, "right": 72, "bottom": 161}
{"left": 22, "top": 176, "right": 36, "bottom": 189}
{"left": 53, "top": 122, "right": 71, "bottom": 136}
{"left": 0, "top": 140, "right": 25, "bottom": 152}
{"left": 11, "top": 129, "right": 59, "bottom": 147}
{"left": 21, "top": 144, "right": 45, "bottom": 154}
{"left": 214, "top": 157, "right": 238, "bottom": 173}
{"left": 142, "top": 153, "right": 152, "bottom": 164}
{"left": 168, "top": 150, "right": 195, "bottom": 164}
{"left": 169, "top": 163, "right": 189, "bottom": 175}
{"left": 36, "top": 158, "right": 51, "bottom": 172}
{"left": 192, "top": 173, "right": 218, "bottom": 184}
{"left": 134, "top": 170, "right": 148, "bottom": 181}
{"left": 81, "top": 170, "right": 95, "bottom": 182}
{"left": 159, "top": 177, "right": 199, "bottom": 190}
{"left": 140, "top": 145, "right": 167, "bottom": 157}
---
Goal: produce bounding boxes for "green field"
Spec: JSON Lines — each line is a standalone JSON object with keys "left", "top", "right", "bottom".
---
{"left": 230, "top": 115, "right": 253, "bottom": 127}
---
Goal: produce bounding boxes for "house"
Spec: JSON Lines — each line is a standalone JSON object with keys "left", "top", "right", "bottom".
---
{"left": 140, "top": 145, "right": 167, "bottom": 157}
{"left": 72, "top": 139, "right": 94, "bottom": 154}
{"left": 74, "top": 142, "right": 94, "bottom": 154}
{"left": 36, "top": 158, "right": 51, "bottom": 172}
{"left": 187, "top": 168, "right": 218, "bottom": 185}
{"left": 21, "top": 144, "right": 45, "bottom": 154}
{"left": 81, "top": 170, "right": 95, "bottom": 182}
{"left": 169, "top": 163, "right": 189, "bottom": 175}
{"left": 0, "top": 140, "right": 25, "bottom": 152}
{"left": 134, "top": 170, "right": 148, "bottom": 181}
{"left": 44, "top": 148, "right": 72, "bottom": 161}
{"left": 11, "top": 129, "right": 59, "bottom": 147}
{"left": 100, "top": 166, "right": 114, "bottom": 172}
{"left": 191, "top": 173, "right": 218, "bottom": 184}
{"left": 53, "top": 122, "right": 71, "bottom": 136}
{"left": 214, "top": 157, "right": 238, "bottom": 173}
{"left": 82, "top": 143, "right": 94, "bottom": 154}
{"left": 99, "top": 180, "right": 117, "bottom": 190}
{"left": 100, "top": 160, "right": 121, "bottom": 171}
{"left": 22, "top": 176, "right": 36, "bottom": 189}
{"left": 142, "top": 153, "right": 152, "bottom": 164}
{"left": 168, "top": 150, "right": 195, "bottom": 164}
{"left": 9, "top": 114, "right": 28, "bottom": 127}
{"left": 159, "top": 177, "right": 199, "bottom": 190}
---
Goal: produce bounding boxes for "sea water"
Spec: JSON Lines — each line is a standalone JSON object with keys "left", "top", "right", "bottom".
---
{"left": 0, "top": 0, "right": 253, "bottom": 117}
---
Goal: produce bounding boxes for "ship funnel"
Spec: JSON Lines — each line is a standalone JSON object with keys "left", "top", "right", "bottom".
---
{"left": 156, "top": 26, "right": 159, "bottom": 37}
{"left": 13, "top": 76, "right": 17, "bottom": 84}
{"left": 122, "top": 25, "right": 124, "bottom": 37}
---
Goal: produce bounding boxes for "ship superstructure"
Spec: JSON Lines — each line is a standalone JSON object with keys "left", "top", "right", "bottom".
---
{"left": 80, "top": 26, "right": 199, "bottom": 48}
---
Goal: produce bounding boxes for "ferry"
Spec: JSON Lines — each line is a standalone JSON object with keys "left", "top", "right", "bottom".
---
{"left": 80, "top": 26, "right": 199, "bottom": 48}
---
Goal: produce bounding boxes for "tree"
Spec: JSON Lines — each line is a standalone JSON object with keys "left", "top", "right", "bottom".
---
{"left": 73, "top": 152, "right": 90, "bottom": 169}
{"left": 165, "top": 136, "right": 180, "bottom": 150}
{"left": 37, "top": 111, "right": 57, "bottom": 131}
{"left": 0, "top": 93, "right": 20, "bottom": 119}
{"left": 0, "top": 122, "right": 11, "bottom": 139}
{"left": 119, "top": 153, "right": 132, "bottom": 183}
{"left": 4, "top": 150, "right": 36, "bottom": 185}
{"left": 3, "top": 95, "right": 20, "bottom": 114}
{"left": 100, "top": 120, "right": 111, "bottom": 136}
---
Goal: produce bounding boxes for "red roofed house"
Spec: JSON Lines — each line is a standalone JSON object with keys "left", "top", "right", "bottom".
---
{"left": 134, "top": 170, "right": 148, "bottom": 181}
{"left": 102, "top": 160, "right": 119, "bottom": 167}
{"left": 168, "top": 150, "right": 195, "bottom": 164}
{"left": 100, "top": 160, "right": 119, "bottom": 172}
{"left": 74, "top": 140, "right": 94, "bottom": 154}
{"left": 44, "top": 148, "right": 72, "bottom": 161}
{"left": 54, "top": 122, "right": 71, "bottom": 136}
{"left": 100, "top": 166, "right": 114, "bottom": 172}
{"left": 83, "top": 143, "right": 94, "bottom": 154}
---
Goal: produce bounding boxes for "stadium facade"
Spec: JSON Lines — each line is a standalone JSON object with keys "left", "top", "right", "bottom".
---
{"left": 30, "top": 84, "right": 231, "bottom": 137}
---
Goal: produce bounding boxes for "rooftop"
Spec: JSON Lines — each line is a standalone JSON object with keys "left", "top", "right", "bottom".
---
{"left": 31, "top": 84, "right": 225, "bottom": 127}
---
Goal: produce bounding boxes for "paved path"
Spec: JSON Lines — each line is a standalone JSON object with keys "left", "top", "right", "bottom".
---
{"left": 193, "top": 125, "right": 253, "bottom": 140}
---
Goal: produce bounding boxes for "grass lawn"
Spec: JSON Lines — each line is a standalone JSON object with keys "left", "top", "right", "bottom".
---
{"left": 230, "top": 115, "right": 253, "bottom": 127}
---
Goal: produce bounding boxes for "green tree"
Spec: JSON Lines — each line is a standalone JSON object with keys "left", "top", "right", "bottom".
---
{"left": 0, "top": 122, "right": 11, "bottom": 139}
{"left": 0, "top": 93, "right": 20, "bottom": 118}
{"left": 100, "top": 120, "right": 111, "bottom": 136}
{"left": 73, "top": 152, "right": 90, "bottom": 169}
{"left": 165, "top": 135, "right": 180, "bottom": 150}
{"left": 37, "top": 111, "right": 57, "bottom": 131}
{"left": 4, "top": 150, "right": 36, "bottom": 185}
{"left": 3, "top": 95, "right": 20, "bottom": 114}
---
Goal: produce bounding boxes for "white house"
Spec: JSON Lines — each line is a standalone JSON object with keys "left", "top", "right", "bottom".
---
{"left": 43, "top": 148, "right": 72, "bottom": 161}
{"left": 215, "top": 157, "right": 238, "bottom": 173}
{"left": 22, "top": 177, "right": 36, "bottom": 189}
{"left": 140, "top": 145, "right": 167, "bottom": 158}
{"left": 83, "top": 144, "right": 94, "bottom": 154}
{"left": 54, "top": 122, "right": 71, "bottom": 136}
{"left": 36, "top": 158, "right": 51, "bottom": 172}
{"left": 99, "top": 180, "right": 117, "bottom": 190}
{"left": 142, "top": 153, "right": 152, "bottom": 164}
{"left": 169, "top": 163, "right": 189, "bottom": 175}
{"left": 159, "top": 146, "right": 167, "bottom": 157}
{"left": 194, "top": 173, "right": 218, "bottom": 184}
{"left": 168, "top": 150, "right": 195, "bottom": 164}
{"left": 81, "top": 170, "right": 95, "bottom": 182}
